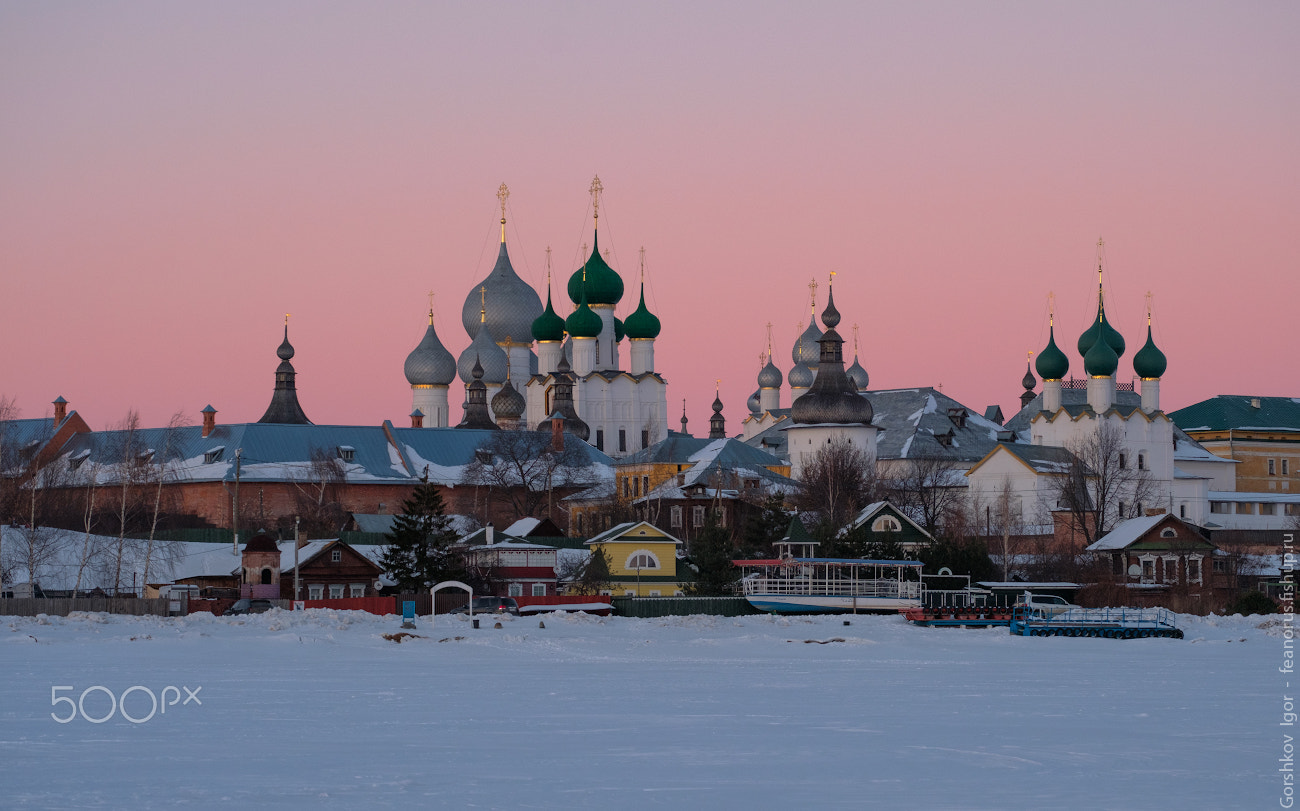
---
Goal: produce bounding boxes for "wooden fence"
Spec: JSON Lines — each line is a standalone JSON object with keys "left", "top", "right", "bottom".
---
{"left": 610, "top": 596, "right": 762, "bottom": 618}
{"left": 0, "top": 597, "right": 172, "bottom": 617}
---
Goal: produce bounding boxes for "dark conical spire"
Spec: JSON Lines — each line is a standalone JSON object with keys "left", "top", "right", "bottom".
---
{"left": 709, "top": 385, "right": 726, "bottom": 439}
{"left": 791, "top": 276, "right": 873, "bottom": 426}
{"left": 456, "top": 356, "right": 500, "bottom": 431}
{"left": 258, "top": 318, "right": 312, "bottom": 425}
{"left": 536, "top": 355, "right": 589, "bottom": 440}
{"left": 1020, "top": 354, "right": 1037, "bottom": 409}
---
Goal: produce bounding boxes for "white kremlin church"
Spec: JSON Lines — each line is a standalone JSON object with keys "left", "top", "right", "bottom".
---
{"left": 401, "top": 180, "right": 669, "bottom": 457}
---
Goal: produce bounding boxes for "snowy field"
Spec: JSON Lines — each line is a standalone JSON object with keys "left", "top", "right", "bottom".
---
{"left": 0, "top": 609, "right": 1283, "bottom": 809}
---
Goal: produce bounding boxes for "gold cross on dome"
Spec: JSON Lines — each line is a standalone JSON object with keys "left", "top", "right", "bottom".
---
{"left": 808, "top": 277, "right": 818, "bottom": 311}
{"left": 1145, "top": 290, "right": 1154, "bottom": 323}
{"left": 590, "top": 175, "right": 603, "bottom": 221}
{"left": 284, "top": 313, "right": 290, "bottom": 326}
{"left": 479, "top": 285, "right": 487, "bottom": 322}
{"left": 497, "top": 183, "right": 509, "bottom": 218}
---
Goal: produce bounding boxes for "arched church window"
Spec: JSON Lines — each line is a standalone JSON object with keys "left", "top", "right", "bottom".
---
{"left": 260, "top": 568, "right": 272, "bottom": 585}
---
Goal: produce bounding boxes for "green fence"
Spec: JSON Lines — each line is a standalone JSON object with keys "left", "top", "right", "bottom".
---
{"left": 610, "top": 596, "right": 762, "bottom": 618}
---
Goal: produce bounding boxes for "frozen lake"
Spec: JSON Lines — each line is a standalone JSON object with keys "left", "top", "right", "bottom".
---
{"left": 0, "top": 609, "right": 1282, "bottom": 809}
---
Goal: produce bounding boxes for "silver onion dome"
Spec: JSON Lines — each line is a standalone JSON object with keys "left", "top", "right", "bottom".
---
{"left": 461, "top": 242, "right": 543, "bottom": 345}
{"left": 788, "top": 363, "right": 815, "bottom": 389}
{"left": 747, "top": 389, "right": 762, "bottom": 414}
{"left": 457, "top": 324, "right": 508, "bottom": 384}
{"left": 791, "top": 321, "right": 822, "bottom": 368}
{"left": 846, "top": 356, "right": 869, "bottom": 391}
{"left": 404, "top": 316, "right": 457, "bottom": 386}
{"left": 491, "top": 377, "right": 526, "bottom": 419}
{"left": 757, "top": 358, "right": 783, "bottom": 389}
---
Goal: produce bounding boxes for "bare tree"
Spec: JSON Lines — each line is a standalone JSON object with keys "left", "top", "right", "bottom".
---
{"left": 284, "top": 447, "right": 349, "bottom": 538}
{"left": 140, "top": 411, "right": 188, "bottom": 591}
{"left": 105, "top": 411, "right": 152, "bottom": 593}
{"left": 460, "top": 430, "right": 600, "bottom": 522}
{"left": 887, "top": 452, "right": 965, "bottom": 541}
{"left": 1052, "top": 421, "right": 1160, "bottom": 549}
{"left": 793, "top": 436, "right": 882, "bottom": 541}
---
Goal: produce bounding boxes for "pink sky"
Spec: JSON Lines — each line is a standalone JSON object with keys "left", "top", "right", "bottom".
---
{"left": 3, "top": 3, "right": 1297, "bottom": 432}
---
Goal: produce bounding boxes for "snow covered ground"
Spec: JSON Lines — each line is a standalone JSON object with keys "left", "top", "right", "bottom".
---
{"left": 0, "top": 609, "right": 1282, "bottom": 809}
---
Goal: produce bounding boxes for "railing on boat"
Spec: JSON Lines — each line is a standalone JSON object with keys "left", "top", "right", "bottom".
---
{"left": 741, "top": 577, "right": 922, "bottom": 599}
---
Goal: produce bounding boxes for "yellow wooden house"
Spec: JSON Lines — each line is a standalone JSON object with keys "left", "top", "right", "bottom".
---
{"left": 585, "top": 521, "right": 688, "bottom": 596}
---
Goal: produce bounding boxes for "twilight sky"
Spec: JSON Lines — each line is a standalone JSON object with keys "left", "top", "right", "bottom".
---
{"left": 2, "top": 2, "right": 1297, "bottom": 431}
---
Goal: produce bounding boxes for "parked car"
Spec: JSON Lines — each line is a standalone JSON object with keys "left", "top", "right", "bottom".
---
{"left": 223, "top": 598, "right": 276, "bottom": 616}
{"left": 449, "top": 597, "right": 520, "bottom": 616}
{"left": 1014, "top": 593, "right": 1080, "bottom": 617}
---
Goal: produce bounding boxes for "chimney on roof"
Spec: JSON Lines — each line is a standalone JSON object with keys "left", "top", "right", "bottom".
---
{"left": 201, "top": 405, "right": 217, "bottom": 438}
{"left": 52, "top": 396, "right": 67, "bottom": 424}
{"left": 1251, "top": 398, "right": 1261, "bottom": 409}
{"left": 411, "top": 408, "right": 424, "bottom": 429}
{"left": 551, "top": 416, "right": 564, "bottom": 452}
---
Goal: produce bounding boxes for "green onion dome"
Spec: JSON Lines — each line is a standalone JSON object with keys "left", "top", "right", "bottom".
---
{"left": 1077, "top": 299, "right": 1126, "bottom": 360}
{"left": 1132, "top": 324, "right": 1167, "bottom": 379}
{"left": 614, "top": 317, "right": 625, "bottom": 342}
{"left": 1083, "top": 325, "right": 1120, "bottom": 377}
{"left": 531, "top": 286, "right": 566, "bottom": 342}
{"left": 1036, "top": 325, "right": 1069, "bottom": 381}
{"left": 566, "top": 232, "right": 624, "bottom": 306}
{"left": 565, "top": 286, "right": 603, "bottom": 338}
{"left": 623, "top": 283, "right": 661, "bottom": 339}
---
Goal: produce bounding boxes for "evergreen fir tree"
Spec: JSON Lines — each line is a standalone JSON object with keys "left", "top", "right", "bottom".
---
{"left": 573, "top": 545, "right": 613, "bottom": 595}
{"left": 739, "top": 494, "right": 788, "bottom": 558}
{"left": 687, "top": 515, "right": 738, "bottom": 595}
{"left": 380, "top": 476, "right": 461, "bottom": 592}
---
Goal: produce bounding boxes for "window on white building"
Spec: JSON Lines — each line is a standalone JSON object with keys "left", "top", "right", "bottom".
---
{"left": 1162, "top": 557, "right": 1178, "bottom": 584}
{"left": 1119, "top": 452, "right": 1128, "bottom": 469}
{"left": 626, "top": 551, "right": 659, "bottom": 570}
{"left": 872, "top": 516, "right": 902, "bottom": 532}
{"left": 1137, "top": 452, "right": 1146, "bottom": 471}
{"left": 532, "top": 584, "right": 546, "bottom": 597}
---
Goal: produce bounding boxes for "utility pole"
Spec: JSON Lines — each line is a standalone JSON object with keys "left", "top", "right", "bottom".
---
{"left": 294, "top": 515, "right": 301, "bottom": 605}
{"left": 232, "top": 448, "right": 242, "bottom": 554}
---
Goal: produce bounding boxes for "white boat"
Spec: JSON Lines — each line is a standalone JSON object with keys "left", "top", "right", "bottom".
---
{"left": 736, "top": 557, "right": 924, "bottom": 614}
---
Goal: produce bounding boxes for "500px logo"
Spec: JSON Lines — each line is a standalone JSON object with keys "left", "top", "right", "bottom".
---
{"left": 50, "top": 685, "right": 202, "bottom": 724}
